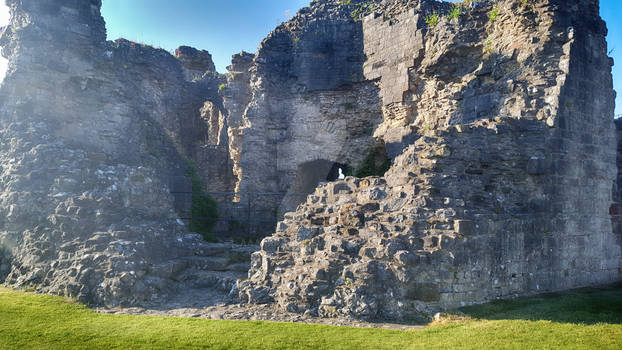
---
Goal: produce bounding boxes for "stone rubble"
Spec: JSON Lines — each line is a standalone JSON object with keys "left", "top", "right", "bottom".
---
{"left": 238, "top": 0, "right": 621, "bottom": 321}
{"left": 97, "top": 302, "right": 424, "bottom": 330}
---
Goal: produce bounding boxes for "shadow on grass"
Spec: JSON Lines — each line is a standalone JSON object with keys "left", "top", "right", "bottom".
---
{"left": 459, "top": 282, "right": 622, "bottom": 325}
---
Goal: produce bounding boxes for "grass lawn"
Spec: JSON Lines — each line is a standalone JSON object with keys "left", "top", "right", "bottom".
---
{"left": 1, "top": 285, "right": 621, "bottom": 350}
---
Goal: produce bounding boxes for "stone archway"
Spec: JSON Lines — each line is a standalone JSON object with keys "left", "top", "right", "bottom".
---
{"left": 280, "top": 159, "right": 349, "bottom": 213}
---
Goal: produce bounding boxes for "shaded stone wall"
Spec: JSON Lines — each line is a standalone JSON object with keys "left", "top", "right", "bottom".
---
{"left": 0, "top": 0, "right": 238, "bottom": 306}
{"left": 222, "top": 1, "right": 384, "bottom": 218}
{"left": 612, "top": 119, "right": 622, "bottom": 256}
{"left": 109, "top": 40, "right": 233, "bottom": 194}
{"left": 239, "top": 0, "right": 621, "bottom": 321}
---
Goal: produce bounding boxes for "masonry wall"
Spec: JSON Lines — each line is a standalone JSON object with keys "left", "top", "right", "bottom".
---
{"left": 239, "top": 0, "right": 622, "bottom": 321}
{"left": 0, "top": 0, "right": 238, "bottom": 306}
{"left": 222, "top": 2, "right": 384, "bottom": 221}
{"left": 0, "top": 0, "right": 618, "bottom": 320}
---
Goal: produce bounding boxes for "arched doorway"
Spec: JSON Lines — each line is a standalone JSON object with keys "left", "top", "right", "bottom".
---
{"left": 280, "top": 159, "right": 349, "bottom": 213}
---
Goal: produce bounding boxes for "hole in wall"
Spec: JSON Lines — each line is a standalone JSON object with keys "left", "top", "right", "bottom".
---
{"left": 292, "top": 159, "right": 349, "bottom": 195}
{"left": 279, "top": 159, "right": 349, "bottom": 214}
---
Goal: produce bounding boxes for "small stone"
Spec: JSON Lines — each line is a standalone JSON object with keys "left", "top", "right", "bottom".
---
{"left": 546, "top": 117, "right": 556, "bottom": 127}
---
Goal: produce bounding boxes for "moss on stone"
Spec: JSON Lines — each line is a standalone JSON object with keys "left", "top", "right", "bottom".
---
{"left": 351, "top": 146, "right": 391, "bottom": 178}
{"left": 186, "top": 161, "right": 219, "bottom": 242}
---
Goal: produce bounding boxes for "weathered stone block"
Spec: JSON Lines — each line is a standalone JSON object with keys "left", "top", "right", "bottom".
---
{"left": 454, "top": 220, "right": 477, "bottom": 236}
{"left": 527, "top": 156, "right": 551, "bottom": 175}
{"left": 296, "top": 226, "right": 320, "bottom": 242}
{"left": 406, "top": 282, "right": 441, "bottom": 302}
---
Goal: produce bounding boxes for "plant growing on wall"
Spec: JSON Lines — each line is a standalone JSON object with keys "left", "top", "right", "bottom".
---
{"left": 489, "top": 7, "right": 500, "bottom": 22}
{"left": 186, "top": 161, "right": 219, "bottom": 242}
{"left": 447, "top": 3, "right": 463, "bottom": 20}
{"left": 425, "top": 12, "right": 440, "bottom": 27}
{"left": 339, "top": 0, "right": 375, "bottom": 21}
{"left": 350, "top": 2, "right": 375, "bottom": 21}
{"left": 483, "top": 35, "right": 494, "bottom": 54}
{"left": 293, "top": 36, "right": 300, "bottom": 50}
{"left": 349, "top": 146, "right": 391, "bottom": 178}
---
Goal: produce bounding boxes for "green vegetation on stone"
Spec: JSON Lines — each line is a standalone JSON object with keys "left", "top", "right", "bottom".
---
{"left": 350, "top": 146, "right": 391, "bottom": 178}
{"left": 489, "top": 7, "right": 500, "bottom": 22}
{"left": 339, "top": 0, "right": 375, "bottom": 21}
{"left": 425, "top": 12, "right": 440, "bottom": 27}
{"left": 292, "top": 36, "right": 301, "bottom": 50}
{"left": 1, "top": 284, "right": 622, "bottom": 349}
{"left": 483, "top": 35, "right": 495, "bottom": 54}
{"left": 447, "top": 4, "right": 463, "bottom": 20}
{"left": 186, "top": 161, "right": 218, "bottom": 242}
{"left": 218, "top": 83, "right": 227, "bottom": 92}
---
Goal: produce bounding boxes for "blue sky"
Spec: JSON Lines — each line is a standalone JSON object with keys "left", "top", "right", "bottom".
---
{"left": 102, "top": 0, "right": 308, "bottom": 72}
{"left": 101, "top": 0, "right": 622, "bottom": 117}
{"left": 601, "top": 0, "right": 622, "bottom": 117}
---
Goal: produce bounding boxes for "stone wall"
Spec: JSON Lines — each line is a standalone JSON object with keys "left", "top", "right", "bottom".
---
{"left": 363, "top": 9, "right": 424, "bottom": 106}
{"left": 0, "top": 0, "right": 239, "bottom": 306}
{"left": 176, "top": 46, "right": 217, "bottom": 81}
{"left": 612, "top": 119, "right": 622, "bottom": 255}
{"left": 222, "top": 0, "right": 384, "bottom": 219}
{"left": 239, "top": 0, "right": 622, "bottom": 321}
{"left": 0, "top": 0, "right": 618, "bottom": 321}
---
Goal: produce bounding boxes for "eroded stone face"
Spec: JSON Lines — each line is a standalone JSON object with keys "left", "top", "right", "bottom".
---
{"left": 239, "top": 0, "right": 621, "bottom": 321}
{"left": 0, "top": 0, "right": 239, "bottom": 306}
{"left": 0, "top": 0, "right": 619, "bottom": 322}
{"left": 222, "top": 0, "right": 384, "bottom": 215}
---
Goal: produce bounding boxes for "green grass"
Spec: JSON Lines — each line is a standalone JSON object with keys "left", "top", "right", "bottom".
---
{"left": 460, "top": 284, "right": 622, "bottom": 325}
{"left": 1, "top": 285, "right": 622, "bottom": 349}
